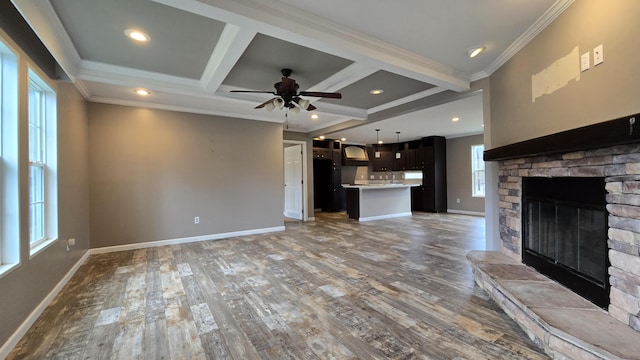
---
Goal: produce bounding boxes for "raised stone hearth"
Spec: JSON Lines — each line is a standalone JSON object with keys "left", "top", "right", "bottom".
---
{"left": 468, "top": 251, "right": 640, "bottom": 360}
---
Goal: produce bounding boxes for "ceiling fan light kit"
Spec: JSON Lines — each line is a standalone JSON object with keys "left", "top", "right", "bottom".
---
{"left": 230, "top": 69, "right": 341, "bottom": 114}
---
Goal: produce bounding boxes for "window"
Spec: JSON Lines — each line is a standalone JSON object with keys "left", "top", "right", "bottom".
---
{"left": 0, "top": 40, "right": 19, "bottom": 275}
{"left": 471, "top": 144, "right": 485, "bottom": 197}
{"left": 28, "top": 69, "right": 57, "bottom": 255}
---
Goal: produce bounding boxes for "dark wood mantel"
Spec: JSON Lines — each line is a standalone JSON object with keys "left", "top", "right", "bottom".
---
{"left": 484, "top": 113, "right": 640, "bottom": 161}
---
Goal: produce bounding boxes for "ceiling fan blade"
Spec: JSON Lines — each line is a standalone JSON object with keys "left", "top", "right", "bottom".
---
{"left": 299, "top": 91, "right": 342, "bottom": 99}
{"left": 254, "top": 98, "right": 277, "bottom": 109}
{"left": 230, "top": 90, "right": 276, "bottom": 95}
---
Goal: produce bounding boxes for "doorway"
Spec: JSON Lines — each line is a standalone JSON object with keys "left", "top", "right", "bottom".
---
{"left": 283, "top": 140, "right": 308, "bottom": 221}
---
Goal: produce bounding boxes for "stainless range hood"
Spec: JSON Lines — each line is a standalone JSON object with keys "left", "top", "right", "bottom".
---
{"left": 342, "top": 145, "right": 369, "bottom": 166}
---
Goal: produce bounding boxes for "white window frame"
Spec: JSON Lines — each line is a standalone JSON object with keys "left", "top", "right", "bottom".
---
{"left": 0, "top": 39, "right": 19, "bottom": 277}
{"left": 471, "top": 144, "right": 485, "bottom": 198}
{"left": 28, "top": 68, "right": 57, "bottom": 257}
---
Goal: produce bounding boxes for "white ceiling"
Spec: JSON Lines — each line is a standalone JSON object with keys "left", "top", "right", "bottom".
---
{"left": 12, "top": 0, "right": 573, "bottom": 142}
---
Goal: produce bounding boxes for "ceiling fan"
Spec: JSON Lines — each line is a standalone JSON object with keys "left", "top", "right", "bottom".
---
{"left": 230, "top": 68, "right": 341, "bottom": 112}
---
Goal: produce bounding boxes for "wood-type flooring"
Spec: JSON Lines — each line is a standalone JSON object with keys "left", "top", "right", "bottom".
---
{"left": 7, "top": 212, "right": 549, "bottom": 359}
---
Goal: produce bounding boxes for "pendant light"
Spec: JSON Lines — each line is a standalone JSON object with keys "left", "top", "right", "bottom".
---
{"left": 374, "top": 129, "right": 381, "bottom": 158}
{"left": 395, "top": 132, "right": 401, "bottom": 159}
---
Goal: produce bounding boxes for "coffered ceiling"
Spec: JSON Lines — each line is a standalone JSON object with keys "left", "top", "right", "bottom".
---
{"left": 12, "top": 0, "right": 573, "bottom": 139}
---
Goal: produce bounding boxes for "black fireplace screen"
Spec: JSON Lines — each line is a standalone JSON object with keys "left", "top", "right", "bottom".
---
{"left": 522, "top": 177, "right": 609, "bottom": 308}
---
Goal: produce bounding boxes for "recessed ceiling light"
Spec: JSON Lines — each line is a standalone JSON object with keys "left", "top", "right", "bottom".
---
{"left": 378, "top": 140, "right": 384, "bottom": 144}
{"left": 451, "top": 117, "right": 460, "bottom": 122}
{"left": 369, "top": 89, "right": 384, "bottom": 95}
{"left": 311, "top": 114, "right": 319, "bottom": 119}
{"left": 134, "top": 89, "right": 150, "bottom": 96}
{"left": 468, "top": 46, "right": 485, "bottom": 58}
{"left": 125, "top": 29, "right": 150, "bottom": 43}
{"left": 319, "top": 135, "right": 325, "bottom": 140}
{"left": 341, "top": 138, "right": 347, "bottom": 141}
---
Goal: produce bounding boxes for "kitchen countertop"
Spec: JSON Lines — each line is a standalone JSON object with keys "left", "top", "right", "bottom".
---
{"left": 342, "top": 184, "right": 418, "bottom": 189}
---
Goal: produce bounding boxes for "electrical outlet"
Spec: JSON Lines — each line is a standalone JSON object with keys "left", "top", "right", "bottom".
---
{"left": 456, "top": 198, "right": 461, "bottom": 203}
{"left": 68, "top": 238, "right": 76, "bottom": 246}
{"left": 194, "top": 216, "right": 200, "bottom": 224}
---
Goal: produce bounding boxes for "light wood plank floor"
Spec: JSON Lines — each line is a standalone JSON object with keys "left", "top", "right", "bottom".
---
{"left": 8, "top": 212, "right": 549, "bottom": 359}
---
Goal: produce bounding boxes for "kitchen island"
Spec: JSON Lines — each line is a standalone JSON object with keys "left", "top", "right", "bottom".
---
{"left": 343, "top": 184, "right": 416, "bottom": 221}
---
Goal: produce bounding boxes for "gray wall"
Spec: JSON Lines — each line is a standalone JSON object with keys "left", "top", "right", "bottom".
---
{"left": 490, "top": 1, "right": 640, "bottom": 148}
{"left": 88, "top": 103, "right": 284, "bottom": 248}
{"left": 0, "top": 73, "right": 90, "bottom": 347}
{"left": 446, "top": 134, "right": 485, "bottom": 214}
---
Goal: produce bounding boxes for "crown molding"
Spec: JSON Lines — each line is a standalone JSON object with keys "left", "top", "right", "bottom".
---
{"left": 483, "top": 0, "right": 575, "bottom": 77}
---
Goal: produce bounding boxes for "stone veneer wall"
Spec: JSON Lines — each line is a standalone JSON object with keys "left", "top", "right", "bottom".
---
{"left": 497, "top": 144, "right": 640, "bottom": 332}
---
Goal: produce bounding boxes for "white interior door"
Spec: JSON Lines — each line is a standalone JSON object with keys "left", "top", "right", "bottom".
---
{"left": 284, "top": 144, "right": 303, "bottom": 219}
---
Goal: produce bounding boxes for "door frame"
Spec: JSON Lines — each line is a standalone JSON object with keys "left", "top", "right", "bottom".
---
{"left": 283, "top": 140, "right": 310, "bottom": 221}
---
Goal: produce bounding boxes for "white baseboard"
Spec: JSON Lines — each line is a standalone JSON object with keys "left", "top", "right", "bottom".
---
{"left": 447, "top": 209, "right": 485, "bottom": 217}
{"left": 283, "top": 211, "right": 303, "bottom": 220}
{"left": 90, "top": 226, "right": 285, "bottom": 255}
{"left": 358, "top": 212, "right": 413, "bottom": 222}
{"left": 0, "top": 250, "right": 91, "bottom": 359}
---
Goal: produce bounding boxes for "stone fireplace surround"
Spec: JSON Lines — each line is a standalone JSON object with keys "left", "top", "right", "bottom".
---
{"left": 469, "top": 113, "right": 640, "bottom": 359}
{"left": 497, "top": 141, "right": 640, "bottom": 332}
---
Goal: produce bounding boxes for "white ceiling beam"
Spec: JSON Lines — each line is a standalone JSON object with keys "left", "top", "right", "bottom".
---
{"left": 367, "top": 87, "right": 448, "bottom": 115}
{"left": 305, "top": 62, "right": 378, "bottom": 93}
{"left": 155, "top": 0, "right": 470, "bottom": 92}
{"left": 200, "top": 24, "right": 256, "bottom": 92}
{"left": 77, "top": 60, "right": 204, "bottom": 97}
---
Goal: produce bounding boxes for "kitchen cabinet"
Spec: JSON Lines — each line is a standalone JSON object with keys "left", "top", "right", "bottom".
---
{"left": 412, "top": 136, "right": 446, "bottom": 212}
{"left": 369, "top": 145, "right": 393, "bottom": 172}
{"left": 312, "top": 147, "right": 331, "bottom": 159}
{"left": 403, "top": 140, "right": 422, "bottom": 170}
{"left": 313, "top": 139, "right": 345, "bottom": 212}
{"left": 391, "top": 143, "right": 405, "bottom": 171}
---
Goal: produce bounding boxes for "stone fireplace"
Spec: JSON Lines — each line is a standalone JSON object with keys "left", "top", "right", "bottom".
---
{"left": 468, "top": 113, "right": 640, "bottom": 358}
{"left": 496, "top": 141, "right": 640, "bottom": 333}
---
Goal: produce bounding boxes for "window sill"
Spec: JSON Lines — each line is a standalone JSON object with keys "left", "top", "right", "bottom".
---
{"left": 0, "top": 262, "right": 20, "bottom": 279}
{"left": 29, "top": 238, "right": 58, "bottom": 259}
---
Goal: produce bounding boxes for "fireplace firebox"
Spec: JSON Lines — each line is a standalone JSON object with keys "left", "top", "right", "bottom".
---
{"left": 522, "top": 177, "right": 609, "bottom": 308}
